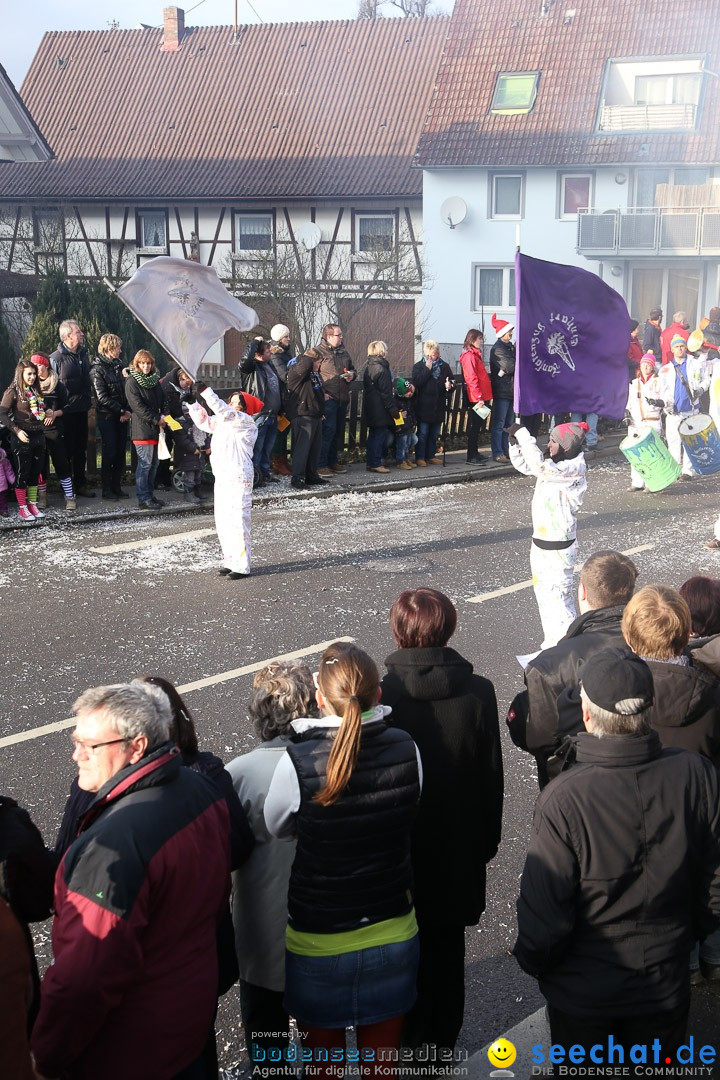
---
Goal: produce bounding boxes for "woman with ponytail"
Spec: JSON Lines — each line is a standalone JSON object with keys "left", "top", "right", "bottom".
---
{"left": 0, "top": 359, "right": 48, "bottom": 523}
{"left": 264, "top": 642, "right": 421, "bottom": 1079}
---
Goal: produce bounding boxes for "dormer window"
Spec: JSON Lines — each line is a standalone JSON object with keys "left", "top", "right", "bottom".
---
{"left": 490, "top": 72, "right": 540, "bottom": 115}
{"left": 599, "top": 57, "right": 704, "bottom": 132}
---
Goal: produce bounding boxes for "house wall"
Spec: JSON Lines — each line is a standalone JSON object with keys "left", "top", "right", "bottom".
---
{"left": 422, "top": 166, "right": 720, "bottom": 347}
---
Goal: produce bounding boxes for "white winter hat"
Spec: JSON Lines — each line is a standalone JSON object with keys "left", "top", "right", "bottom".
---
{"left": 270, "top": 324, "right": 291, "bottom": 341}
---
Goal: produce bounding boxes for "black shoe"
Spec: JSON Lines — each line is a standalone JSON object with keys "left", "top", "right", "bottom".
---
{"left": 290, "top": 477, "right": 307, "bottom": 489}
{"left": 700, "top": 959, "right": 720, "bottom": 981}
{"left": 306, "top": 476, "right": 330, "bottom": 485}
{"left": 218, "top": 567, "right": 232, "bottom": 576}
{"left": 114, "top": 489, "right": 130, "bottom": 499}
{"left": 228, "top": 571, "right": 249, "bottom": 580}
{"left": 264, "top": 474, "right": 280, "bottom": 483}
{"left": 76, "top": 487, "right": 96, "bottom": 497}
{"left": 150, "top": 497, "right": 165, "bottom": 508}
{"left": 138, "top": 502, "right": 153, "bottom": 511}
{"left": 102, "top": 490, "right": 119, "bottom": 501}
{"left": 467, "top": 456, "right": 487, "bottom": 465}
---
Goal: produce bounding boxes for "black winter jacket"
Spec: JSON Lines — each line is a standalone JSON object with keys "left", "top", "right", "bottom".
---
{"left": 507, "top": 606, "right": 627, "bottom": 787}
{"left": 381, "top": 647, "right": 503, "bottom": 926}
{"left": 285, "top": 720, "right": 419, "bottom": 933}
{"left": 363, "top": 356, "right": 397, "bottom": 427}
{"left": 642, "top": 320, "right": 662, "bottom": 362}
{"left": 269, "top": 344, "right": 292, "bottom": 412}
{"left": 515, "top": 732, "right": 720, "bottom": 1017}
{"left": 160, "top": 369, "right": 188, "bottom": 420}
{"left": 643, "top": 657, "right": 720, "bottom": 766}
{"left": 286, "top": 354, "right": 324, "bottom": 420}
{"left": 411, "top": 358, "right": 454, "bottom": 424}
{"left": 49, "top": 343, "right": 91, "bottom": 413}
{"left": 91, "top": 356, "right": 127, "bottom": 419}
{"left": 490, "top": 339, "right": 516, "bottom": 400}
{"left": 240, "top": 355, "right": 280, "bottom": 416}
{"left": 124, "top": 374, "right": 165, "bottom": 442}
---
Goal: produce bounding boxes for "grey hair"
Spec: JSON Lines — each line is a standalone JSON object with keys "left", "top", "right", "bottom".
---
{"left": 580, "top": 686, "right": 652, "bottom": 738}
{"left": 672, "top": 311, "right": 686, "bottom": 324}
{"left": 248, "top": 661, "right": 317, "bottom": 742}
{"left": 72, "top": 680, "right": 172, "bottom": 751}
{"left": 59, "top": 319, "right": 80, "bottom": 342}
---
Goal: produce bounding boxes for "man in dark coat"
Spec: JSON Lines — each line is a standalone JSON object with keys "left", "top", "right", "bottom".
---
{"left": 315, "top": 323, "right": 355, "bottom": 475}
{"left": 286, "top": 348, "right": 327, "bottom": 489}
{"left": 489, "top": 315, "right": 516, "bottom": 462}
{"left": 642, "top": 306, "right": 663, "bottom": 362}
{"left": 507, "top": 549, "right": 638, "bottom": 787}
{"left": 381, "top": 588, "right": 503, "bottom": 1055}
{"left": 50, "top": 320, "right": 94, "bottom": 496}
{"left": 32, "top": 681, "right": 232, "bottom": 1080}
{"left": 515, "top": 648, "right": 720, "bottom": 1066}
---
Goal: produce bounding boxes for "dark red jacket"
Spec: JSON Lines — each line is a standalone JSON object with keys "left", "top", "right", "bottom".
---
{"left": 32, "top": 745, "right": 231, "bottom": 1080}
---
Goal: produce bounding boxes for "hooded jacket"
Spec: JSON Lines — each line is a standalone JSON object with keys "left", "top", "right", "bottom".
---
{"left": 643, "top": 656, "right": 720, "bottom": 767}
{"left": 509, "top": 426, "right": 587, "bottom": 544}
{"left": 515, "top": 732, "right": 720, "bottom": 1017}
{"left": 381, "top": 647, "right": 503, "bottom": 925}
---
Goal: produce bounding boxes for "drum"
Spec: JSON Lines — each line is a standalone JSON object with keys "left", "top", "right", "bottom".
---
{"left": 620, "top": 427, "right": 680, "bottom": 491}
{"left": 678, "top": 413, "right": 720, "bottom": 475}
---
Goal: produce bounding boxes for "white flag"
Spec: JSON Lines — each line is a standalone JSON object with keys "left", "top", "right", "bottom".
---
{"left": 116, "top": 257, "right": 258, "bottom": 378}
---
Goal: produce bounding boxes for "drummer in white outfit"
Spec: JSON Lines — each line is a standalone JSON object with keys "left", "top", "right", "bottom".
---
{"left": 652, "top": 335, "right": 710, "bottom": 480}
{"left": 625, "top": 352, "right": 663, "bottom": 491}
{"left": 187, "top": 384, "right": 259, "bottom": 579}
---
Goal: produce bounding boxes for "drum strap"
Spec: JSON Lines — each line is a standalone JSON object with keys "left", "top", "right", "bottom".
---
{"left": 673, "top": 363, "right": 697, "bottom": 405}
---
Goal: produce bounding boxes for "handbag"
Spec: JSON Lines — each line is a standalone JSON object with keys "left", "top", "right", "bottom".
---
{"left": 157, "top": 429, "right": 171, "bottom": 460}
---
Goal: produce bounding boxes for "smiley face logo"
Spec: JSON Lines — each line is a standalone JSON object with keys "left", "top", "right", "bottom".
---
{"left": 488, "top": 1039, "right": 517, "bottom": 1070}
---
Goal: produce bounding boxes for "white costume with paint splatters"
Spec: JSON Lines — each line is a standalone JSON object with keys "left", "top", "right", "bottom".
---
{"left": 510, "top": 426, "right": 587, "bottom": 650}
{"left": 188, "top": 387, "right": 257, "bottom": 575}
{"left": 625, "top": 374, "right": 663, "bottom": 490}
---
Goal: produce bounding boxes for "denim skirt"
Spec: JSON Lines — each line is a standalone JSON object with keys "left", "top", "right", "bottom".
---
{"left": 285, "top": 934, "right": 419, "bottom": 1029}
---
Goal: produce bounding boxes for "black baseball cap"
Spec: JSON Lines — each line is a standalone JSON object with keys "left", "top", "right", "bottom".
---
{"left": 580, "top": 647, "right": 654, "bottom": 715}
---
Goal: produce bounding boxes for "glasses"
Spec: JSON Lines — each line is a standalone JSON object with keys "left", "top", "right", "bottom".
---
{"left": 328, "top": 332, "right": 342, "bottom": 339}
{"left": 71, "top": 736, "right": 129, "bottom": 754}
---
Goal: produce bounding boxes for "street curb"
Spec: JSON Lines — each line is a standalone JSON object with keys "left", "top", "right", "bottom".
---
{"left": 0, "top": 441, "right": 623, "bottom": 532}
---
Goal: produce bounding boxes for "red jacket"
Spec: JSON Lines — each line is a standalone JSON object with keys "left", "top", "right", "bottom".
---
{"left": 459, "top": 346, "right": 492, "bottom": 404}
{"left": 660, "top": 322, "right": 689, "bottom": 366}
{"left": 32, "top": 746, "right": 231, "bottom": 1080}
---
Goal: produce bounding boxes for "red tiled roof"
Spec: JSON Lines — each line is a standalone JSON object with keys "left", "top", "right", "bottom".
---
{"left": 416, "top": 0, "right": 720, "bottom": 167}
{"left": 0, "top": 16, "right": 448, "bottom": 202}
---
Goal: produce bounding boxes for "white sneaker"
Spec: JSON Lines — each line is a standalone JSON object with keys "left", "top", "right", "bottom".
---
{"left": 18, "top": 506, "right": 34, "bottom": 523}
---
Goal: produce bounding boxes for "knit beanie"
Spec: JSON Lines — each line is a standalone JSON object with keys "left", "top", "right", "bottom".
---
{"left": 270, "top": 324, "right": 291, "bottom": 342}
{"left": 639, "top": 352, "right": 656, "bottom": 368}
{"left": 396, "top": 377, "right": 412, "bottom": 396}
{"left": 670, "top": 334, "right": 687, "bottom": 349}
{"left": 549, "top": 421, "right": 588, "bottom": 459}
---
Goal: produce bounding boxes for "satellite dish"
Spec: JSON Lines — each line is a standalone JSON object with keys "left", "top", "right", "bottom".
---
{"left": 295, "top": 223, "right": 322, "bottom": 250}
{"left": 440, "top": 196, "right": 468, "bottom": 229}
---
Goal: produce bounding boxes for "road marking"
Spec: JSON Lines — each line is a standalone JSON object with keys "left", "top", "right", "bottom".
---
{"left": 89, "top": 526, "right": 216, "bottom": 554}
{"left": 467, "top": 544, "right": 655, "bottom": 604}
{"left": 0, "top": 637, "right": 354, "bottom": 749}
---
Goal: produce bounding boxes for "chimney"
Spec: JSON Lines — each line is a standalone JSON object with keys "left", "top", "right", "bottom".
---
{"left": 162, "top": 6, "right": 185, "bottom": 51}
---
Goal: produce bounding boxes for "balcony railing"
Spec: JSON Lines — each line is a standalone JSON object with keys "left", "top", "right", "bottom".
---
{"left": 598, "top": 103, "right": 697, "bottom": 132}
{"left": 577, "top": 206, "right": 720, "bottom": 255}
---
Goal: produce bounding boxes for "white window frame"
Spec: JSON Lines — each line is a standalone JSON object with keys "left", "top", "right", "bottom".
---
{"left": 355, "top": 213, "right": 395, "bottom": 254}
{"left": 232, "top": 211, "right": 274, "bottom": 256}
{"left": 635, "top": 72, "right": 702, "bottom": 106}
{"left": 472, "top": 264, "right": 516, "bottom": 312}
{"left": 137, "top": 209, "right": 168, "bottom": 254}
{"left": 558, "top": 173, "right": 593, "bottom": 220}
{"left": 490, "top": 173, "right": 524, "bottom": 220}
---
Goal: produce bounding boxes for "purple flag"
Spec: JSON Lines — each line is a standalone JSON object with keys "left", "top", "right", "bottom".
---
{"left": 514, "top": 253, "right": 630, "bottom": 418}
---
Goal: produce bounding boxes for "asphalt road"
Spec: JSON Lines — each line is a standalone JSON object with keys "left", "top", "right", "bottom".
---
{"left": 3, "top": 455, "right": 720, "bottom": 1075}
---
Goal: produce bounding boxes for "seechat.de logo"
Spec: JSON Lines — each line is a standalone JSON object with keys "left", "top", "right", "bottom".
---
{"left": 488, "top": 1038, "right": 516, "bottom": 1077}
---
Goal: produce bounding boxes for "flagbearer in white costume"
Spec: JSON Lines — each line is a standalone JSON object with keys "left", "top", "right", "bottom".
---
{"left": 508, "top": 421, "right": 588, "bottom": 650}
{"left": 625, "top": 352, "right": 663, "bottom": 491}
{"left": 186, "top": 382, "right": 259, "bottom": 579}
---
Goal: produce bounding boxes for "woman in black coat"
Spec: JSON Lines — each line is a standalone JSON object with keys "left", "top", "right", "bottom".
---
{"left": 90, "top": 334, "right": 131, "bottom": 500}
{"left": 124, "top": 350, "right": 166, "bottom": 510}
{"left": 380, "top": 588, "right": 504, "bottom": 1055}
{"left": 411, "top": 341, "right": 454, "bottom": 465}
{"left": 363, "top": 340, "right": 398, "bottom": 473}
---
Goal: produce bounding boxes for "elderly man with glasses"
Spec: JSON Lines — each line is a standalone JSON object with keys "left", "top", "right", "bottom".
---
{"left": 31, "top": 681, "right": 233, "bottom": 1080}
{"left": 315, "top": 323, "right": 355, "bottom": 476}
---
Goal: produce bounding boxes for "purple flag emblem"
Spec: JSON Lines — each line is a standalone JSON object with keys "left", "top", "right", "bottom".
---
{"left": 514, "top": 253, "right": 630, "bottom": 418}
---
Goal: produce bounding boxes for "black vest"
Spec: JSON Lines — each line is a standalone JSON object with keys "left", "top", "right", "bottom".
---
{"left": 286, "top": 720, "right": 420, "bottom": 933}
